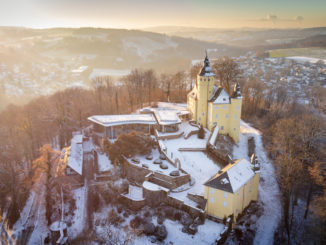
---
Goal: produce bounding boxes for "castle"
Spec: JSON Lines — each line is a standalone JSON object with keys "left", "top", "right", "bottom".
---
{"left": 187, "top": 54, "right": 242, "bottom": 142}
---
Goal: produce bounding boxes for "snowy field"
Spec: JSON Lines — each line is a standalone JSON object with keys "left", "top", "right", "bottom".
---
{"left": 233, "top": 121, "right": 282, "bottom": 245}
{"left": 285, "top": 56, "right": 326, "bottom": 64}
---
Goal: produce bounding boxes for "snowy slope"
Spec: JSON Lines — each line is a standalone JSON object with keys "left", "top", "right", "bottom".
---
{"left": 233, "top": 120, "right": 282, "bottom": 245}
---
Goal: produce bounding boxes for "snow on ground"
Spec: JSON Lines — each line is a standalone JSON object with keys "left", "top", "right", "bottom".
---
{"left": 68, "top": 185, "right": 87, "bottom": 239}
{"left": 131, "top": 148, "right": 181, "bottom": 175}
{"left": 285, "top": 56, "right": 326, "bottom": 64}
{"left": 233, "top": 120, "right": 282, "bottom": 245}
{"left": 134, "top": 219, "right": 224, "bottom": 245}
{"left": 97, "top": 152, "right": 113, "bottom": 172}
{"left": 163, "top": 129, "right": 209, "bottom": 152}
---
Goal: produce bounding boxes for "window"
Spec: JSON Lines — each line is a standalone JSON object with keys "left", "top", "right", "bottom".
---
{"left": 215, "top": 114, "right": 218, "bottom": 119}
{"left": 214, "top": 105, "right": 218, "bottom": 110}
{"left": 208, "top": 78, "right": 210, "bottom": 81}
{"left": 237, "top": 191, "right": 239, "bottom": 195}
{"left": 223, "top": 201, "right": 227, "bottom": 207}
{"left": 226, "top": 114, "right": 229, "bottom": 118}
{"left": 202, "top": 112, "right": 205, "bottom": 116}
{"left": 221, "top": 126, "right": 224, "bottom": 130}
{"left": 234, "top": 115, "right": 237, "bottom": 119}
{"left": 198, "top": 117, "right": 201, "bottom": 121}
{"left": 211, "top": 197, "right": 214, "bottom": 203}
{"left": 211, "top": 189, "right": 215, "bottom": 194}
{"left": 223, "top": 105, "right": 227, "bottom": 110}
{"left": 237, "top": 105, "right": 240, "bottom": 110}
{"left": 224, "top": 192, "right": 228, "bottom": 198}
{"left": 234, "top": 128, "right": 236, "bottom": 131}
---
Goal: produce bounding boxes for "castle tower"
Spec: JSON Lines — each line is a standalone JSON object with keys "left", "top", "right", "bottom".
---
{"left": 229, "top": 82, "right": 242, "bottom": 142}
{"left": 196, "top": 53, "right": 215, "bottom": 128}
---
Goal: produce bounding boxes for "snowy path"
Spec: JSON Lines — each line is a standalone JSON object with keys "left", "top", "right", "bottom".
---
{"left": 233, "top": 121, "right": 282, "bottom": 245}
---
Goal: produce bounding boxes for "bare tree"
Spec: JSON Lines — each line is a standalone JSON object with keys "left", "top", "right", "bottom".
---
{"left": 212, "top": 57, "right": 241, "bottom": 94}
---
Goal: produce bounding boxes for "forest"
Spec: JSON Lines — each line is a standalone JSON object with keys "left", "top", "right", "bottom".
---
{"left": 0, "top": 57, "right": 325, "bottom": 244}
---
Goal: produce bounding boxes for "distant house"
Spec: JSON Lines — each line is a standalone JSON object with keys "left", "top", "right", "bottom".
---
{"left": 204, "top": 159, "right": 260, "bottom": 221}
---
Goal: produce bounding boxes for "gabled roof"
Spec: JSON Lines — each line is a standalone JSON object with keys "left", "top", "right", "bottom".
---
{"left": 204, "top": 159, "right": 255, "bottom": 193}
{"left": 209, "top": 86, "right": 230, "bottom": 104}
{"left": 67, "top": 134, "right": 83, "bottom": 175}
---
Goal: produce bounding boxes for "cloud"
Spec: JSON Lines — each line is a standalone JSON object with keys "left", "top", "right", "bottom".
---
{"left": 247, "top": 14, "right": 304, "bottom": 24}
{"left": 266, "top": 14, "right": 278, "bottom": 23}
{"left": 294, "top": 16, "right": 304, "bottom": 23}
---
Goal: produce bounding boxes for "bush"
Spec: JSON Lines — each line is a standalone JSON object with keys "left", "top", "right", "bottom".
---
{"left": 198, "top": 125, "right": 205, "bottom": 139}
{"left": 174, "top": 211, "right": 182, "bottom": 221}
{"left": 109, "top": 132, "right": 155, "bottom": 162}
{"left": 143, "top": 222, "right": 155, "bottom": 236}
{"left": 157, "top": 214, "right": 164, "bottom": 225}
{"left": 130, "top": 215, "right": 143, "bottom": 229}
{"left": 155, "top": 225, "right": 167, "bottom": 241}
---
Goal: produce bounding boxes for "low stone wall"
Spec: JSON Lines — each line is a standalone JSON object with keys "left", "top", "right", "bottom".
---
{"left": 165, "top": 195, "right": 205, "bottom": 220}
{"left": 121, "top": 157, "right": 151, "bottom": 184}
{"left": 151, "top": 171, "right": 190, "bottom": 189}
{"left": 122, "top": 156, "right": 191, "bottom": 189}
{"left": 120, "top": 194, "right": 146, "bottom": 211}
{"left": 155, "top": 129, "right": 184, "bottom": 140}
{"left": 143, "top": 187, "right": 168, "bottom": 207}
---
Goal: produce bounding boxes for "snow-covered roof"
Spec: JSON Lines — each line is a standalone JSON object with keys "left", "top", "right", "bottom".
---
{"left": 209, "top": 126, "right": 219, "bottom": 146}
{"left": 140, "top": 102, "right": 189, "bottom": 126}
{"left": 209, "top": 87, "right": 230, "bottom": 104}
{"left": 204, "top": 159, "right": 255, "bottom": 193}
{"left": 199, "top": 54, "right": 215, "bottom": 77}
{"left": 88, "top": 114, "right": 157, "bottom": 127}
{"left": 154, "top": 110, "right": 182, "bottom": 125}
{"left": 122, "top": 185, "right": 144, "bottom": 201}
{"left": 67, "top": 134, "right": 83, "bottom": 175}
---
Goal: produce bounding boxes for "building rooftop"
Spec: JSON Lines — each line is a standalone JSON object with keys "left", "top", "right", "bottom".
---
{"left": 199, "top": 53, "right": 215, "bottom": 77}
{"left": 209, "top": 86, "right": 230, "bottom": 104}
{"left": 204, "top": 159, "right": 255, "bottom": 193}
{"left": 88, "top": 114, "right": 157, "bottom": 127}
{"left": 67, "top": 134, "right": 83, "bottom": 175}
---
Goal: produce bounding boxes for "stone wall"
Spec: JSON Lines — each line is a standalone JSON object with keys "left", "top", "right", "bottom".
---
{"left": 121, "top": 157, "right": 151, "bottom": 184}
{"left": 120, "top": 194, "right": 146, "bottom": 211}
{"left": 122, "top": 156, "right": 191, "bottom": 189}
{"left": 165, "top": 196, "right": 205, "bottom": 220}
{"left": 151, "top": 171, "right": 190, "bottom": 189}
{"left": 143, "top": 188, "right": 168, "bottom": 207}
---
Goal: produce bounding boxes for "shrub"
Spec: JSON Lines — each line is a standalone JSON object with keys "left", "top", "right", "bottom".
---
{"left": 198, "top": 125, "right": 205, "bottom": 139}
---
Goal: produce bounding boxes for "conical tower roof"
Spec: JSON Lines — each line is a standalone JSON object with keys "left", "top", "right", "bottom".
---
{"left": 199, "top": 51, "right": 215, "bottom": 77}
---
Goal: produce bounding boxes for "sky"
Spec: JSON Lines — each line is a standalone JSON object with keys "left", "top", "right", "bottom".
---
{"left": 0, "top": 0, "right": 325, "bottom": 29}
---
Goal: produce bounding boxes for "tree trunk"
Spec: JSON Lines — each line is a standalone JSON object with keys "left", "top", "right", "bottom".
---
{"left": 304, "top": 183, "right": 313, "bottom": 219}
